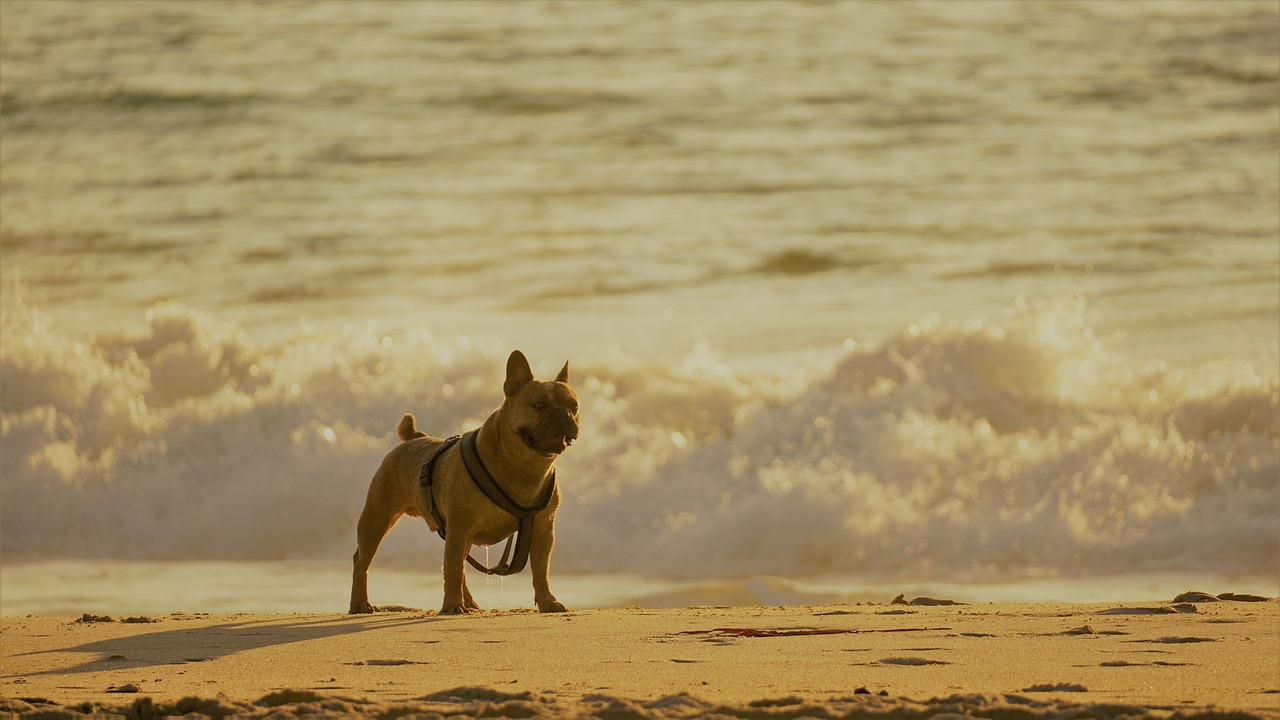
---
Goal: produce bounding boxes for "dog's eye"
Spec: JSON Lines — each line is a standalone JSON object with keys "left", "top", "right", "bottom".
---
{"left": 533, "top": 401, "right": 548, "bottom": 411}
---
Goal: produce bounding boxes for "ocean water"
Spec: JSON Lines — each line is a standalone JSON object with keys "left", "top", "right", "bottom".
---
{"left": 1, "top": 1, "right": 1277, "bottom": 614}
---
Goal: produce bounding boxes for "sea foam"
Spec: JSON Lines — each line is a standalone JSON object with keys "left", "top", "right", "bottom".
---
{"left": 2, "top": 298, "right": 1276, "bottom": 582}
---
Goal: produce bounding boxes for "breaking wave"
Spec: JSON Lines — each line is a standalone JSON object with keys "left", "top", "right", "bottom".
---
{"left": 2, "top": 298, "right": 1276, "bottom": 582}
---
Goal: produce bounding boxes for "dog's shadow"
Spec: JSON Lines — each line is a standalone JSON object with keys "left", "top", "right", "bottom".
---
{"left": 6, "top": 612, "right": 445, "bottom": 679}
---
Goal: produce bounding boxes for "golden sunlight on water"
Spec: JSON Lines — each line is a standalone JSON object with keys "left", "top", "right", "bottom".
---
{"left": 1, "top": 0, "right": 1275, "bottom": 368}
{"left": 1, "top": 1, "right": 1277, "bottom": 612}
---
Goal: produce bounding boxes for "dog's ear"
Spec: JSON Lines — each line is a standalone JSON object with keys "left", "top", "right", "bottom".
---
{"left": 505, "top": 350, "right": 534, "bottom": 397}
{"left": 555, "top": 361, "right": 569, "bottom": 384}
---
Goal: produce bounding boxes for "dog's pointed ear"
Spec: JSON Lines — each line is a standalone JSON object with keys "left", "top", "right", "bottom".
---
{"left": 505, "top": 350, "right": 534, "bottom": 397}
{"left": 555, "top": 361, "right": 569, "bottom": 384}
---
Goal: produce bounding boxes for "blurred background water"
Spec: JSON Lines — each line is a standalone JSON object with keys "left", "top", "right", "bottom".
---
{"left": 2, "top": 0, "right": 1277, "bottom": 614}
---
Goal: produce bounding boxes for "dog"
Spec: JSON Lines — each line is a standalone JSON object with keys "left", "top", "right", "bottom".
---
{"left": 349, "top": 350, "right": 579, "bottom": 614}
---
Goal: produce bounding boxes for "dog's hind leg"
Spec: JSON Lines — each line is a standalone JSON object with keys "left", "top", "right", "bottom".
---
{"left": 349, "top": 500, "right": 401, "bottom": 614}
{"left": 461, "top": 574, "right": 480, "bottom": 611}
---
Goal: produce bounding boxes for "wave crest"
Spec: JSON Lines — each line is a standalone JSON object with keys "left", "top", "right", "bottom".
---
{"left": 2, "top": 298, "right": 1276, "bottom": 581}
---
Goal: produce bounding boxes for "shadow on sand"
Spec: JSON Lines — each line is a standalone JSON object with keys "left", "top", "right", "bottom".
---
{"left": 5, "top": 611, "right": 446, "bottom": 679}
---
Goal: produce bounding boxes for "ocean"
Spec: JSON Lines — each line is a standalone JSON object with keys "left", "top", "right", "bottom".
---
{"left": 1, "top": 0, "right": 1277, "bottom": 615}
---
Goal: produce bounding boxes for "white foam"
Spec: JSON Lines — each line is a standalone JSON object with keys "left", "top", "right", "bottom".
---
{"left": 2, "top": 298, "right": 1276, "bottom": 584}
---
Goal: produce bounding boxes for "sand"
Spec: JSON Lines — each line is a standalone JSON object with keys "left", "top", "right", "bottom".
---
{"left": 2, "top": 599, "right": 1277, "bottom": 719}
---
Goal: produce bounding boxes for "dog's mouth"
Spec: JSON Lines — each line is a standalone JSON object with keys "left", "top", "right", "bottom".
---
{"left": 519, "top": 428, "right": 575, "bottom": 456}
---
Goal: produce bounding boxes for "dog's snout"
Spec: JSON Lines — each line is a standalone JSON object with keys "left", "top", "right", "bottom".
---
{"left": 545, "top": 405, "right": 579, "bottom": 440}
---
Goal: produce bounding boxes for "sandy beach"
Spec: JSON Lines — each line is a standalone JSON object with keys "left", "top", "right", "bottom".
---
{"left": 3, "top": 2, "right": 1277, "bottom": 717}
{"left": 3, "top": 597, "right": 1276, "bottom": 718}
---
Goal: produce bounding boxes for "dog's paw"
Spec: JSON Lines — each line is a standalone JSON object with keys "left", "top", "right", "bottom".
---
{"left": 348, "top": 601, "right": 377, "bottom": 614}
{"left": 537, "top": 600, "right": 567, "bottom": 613}
{"left": 439, "top": 604, "right": 477, "bottom": 615}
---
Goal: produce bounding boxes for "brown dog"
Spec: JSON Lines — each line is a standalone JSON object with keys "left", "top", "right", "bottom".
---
{"left": 349, "top": 350, "right": 579, "bottom": 614}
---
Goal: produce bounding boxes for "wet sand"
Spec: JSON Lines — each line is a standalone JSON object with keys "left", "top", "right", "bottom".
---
{"left": 2, "top": 599, "right": 1277, "bottom": 718}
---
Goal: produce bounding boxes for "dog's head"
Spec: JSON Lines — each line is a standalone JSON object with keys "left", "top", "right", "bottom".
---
{"left": 501, "top": 350, "right": 580, "bottom": 457}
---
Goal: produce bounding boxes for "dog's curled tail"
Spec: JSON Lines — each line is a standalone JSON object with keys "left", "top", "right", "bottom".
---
{"left": 397, "top": 413, "right": 427, "bottom": 442}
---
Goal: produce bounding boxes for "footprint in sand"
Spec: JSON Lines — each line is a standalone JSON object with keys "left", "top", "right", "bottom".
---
{"left": 1096, "top": 605, "right": 1196, "bottom": 615}
{"left": 1022, "top": 683, "right": 1087, "bottom": 692}
{"left": 1100, "top": 661, "right": 1192, "bottom": 667}
{"left": 419, "top": 688, "right": 536, "bottom": 703}
{"left": 1059, "top": 626, "right": 1129, "bottom": 636}
{"left": 76, "top": 614, "right": 115, "bottom": 624}
{"left": 1173, "top": 591, "right": 1272, "bottom": 603}
{"left": 891, "top": 594, "right": 964, "bottom": 606}
{"left": 878, "top": 657, "right": 949, "bottom": 666}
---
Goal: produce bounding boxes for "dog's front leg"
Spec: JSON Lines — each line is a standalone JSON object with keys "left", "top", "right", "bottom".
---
{"left": 440, "top": 532, "right": 474, "bottom": 614}
{"left": 529, "top": 511, "right": 566, "bottom": 613}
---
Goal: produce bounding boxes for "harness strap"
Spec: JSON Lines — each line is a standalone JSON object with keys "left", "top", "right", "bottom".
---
{"left": 418, "top": 429, "right": 557, "bottom": 577}
{"left": 419, "top": 434, "right": 462, "bottom": 541}
{"left": 459, "top": 430, "right": 556, "bottom": 517}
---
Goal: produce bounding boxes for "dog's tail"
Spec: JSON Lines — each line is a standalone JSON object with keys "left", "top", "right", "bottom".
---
{"left": 397, "top": 413, "right": 427, "bottom": 442}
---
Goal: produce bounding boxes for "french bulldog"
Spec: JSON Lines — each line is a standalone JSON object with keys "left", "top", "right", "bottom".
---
{"left": 349, "top": 350, "right": 579, "bottom": 614}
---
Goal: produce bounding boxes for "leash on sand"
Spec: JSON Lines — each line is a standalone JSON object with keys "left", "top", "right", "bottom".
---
{"left": 420, "top": 430, "right": 556, "bottom": 577}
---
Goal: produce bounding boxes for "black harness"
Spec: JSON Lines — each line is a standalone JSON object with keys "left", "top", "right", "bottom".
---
{"left": 419, "top": 429, "right": 556, "bottom": 576}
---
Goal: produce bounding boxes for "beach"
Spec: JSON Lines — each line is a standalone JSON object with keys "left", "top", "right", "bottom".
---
{"left": 2, "top": 2, "right": 1278, "bottom": 715}
{"left": 2, "top": 597, "right": 1277, "bottom": 718}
